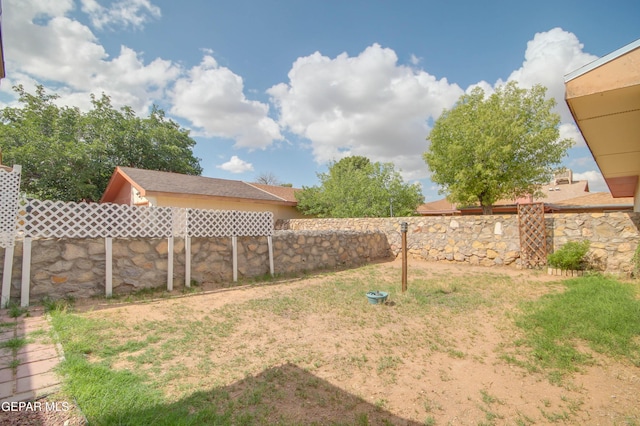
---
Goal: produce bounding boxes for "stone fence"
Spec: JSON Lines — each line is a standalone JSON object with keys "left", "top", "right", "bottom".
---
{"left": 0, "top": 230, "right": 390, "bottom": 302}
{"left": 276, "top": 212, "right": 640, "bottom": 273}
{"left": 1, "top": 212, "right": 638, "bottom": 303}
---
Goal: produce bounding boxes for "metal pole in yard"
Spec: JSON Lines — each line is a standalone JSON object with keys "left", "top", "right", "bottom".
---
{"left": 401, "top": 222, "right": 408, "bottom": 293}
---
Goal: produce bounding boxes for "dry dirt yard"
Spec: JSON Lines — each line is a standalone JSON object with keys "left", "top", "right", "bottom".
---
{"left": 50, "top": 259, "right": 640, "bottom": 424}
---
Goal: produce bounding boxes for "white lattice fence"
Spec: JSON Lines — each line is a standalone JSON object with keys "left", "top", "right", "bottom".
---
{"left": 187, "top": 209, "right": 273, "bottom": 237}
{"left": 1, "top": 163, "right": 274, "bottom": 306}
{"left": 2, "top": 189, "right": 274, "bottom": 306}
{"left": 12, "top": 201, "right": 271, "bottom": 239}
{"left": 1, "top": 166, "right": 22, "bottom": 307}
{"left": 16, "top": 199, "right": 185, "bottom": 239}
{"left": 0, "top": 166, "right": 22, "bottom": 249}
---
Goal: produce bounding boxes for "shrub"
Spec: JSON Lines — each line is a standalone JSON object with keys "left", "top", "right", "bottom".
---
{"left": 547, "top": 241, "right": 590, "bottom": 271}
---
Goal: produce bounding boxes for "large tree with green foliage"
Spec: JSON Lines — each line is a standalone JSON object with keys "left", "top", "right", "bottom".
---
{"left": 0, "top": 85, "right": 202, "bottom": 202}
{"left": 296, "top": 156, "right": 423, "bottom": 217}
{"left": 423, "top": 81, "right": 573, "bottom": 214}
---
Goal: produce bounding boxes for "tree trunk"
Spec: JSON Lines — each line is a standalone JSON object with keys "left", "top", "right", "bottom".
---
{"left": 481, "top": 204, "right": 493, "bottom": 215}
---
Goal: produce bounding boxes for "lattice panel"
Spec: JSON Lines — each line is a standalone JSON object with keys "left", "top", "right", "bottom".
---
{"left": 187, "top": 209, "right": 273, "bottom": 237}
{"left": 0, "top": 166, "right": 22, "bottom": 248}
{"left": 517, "top": 202, "right": 547, "bottom": 268}
{"left": 17, "top": 199, "right": 178, "bottom": 238}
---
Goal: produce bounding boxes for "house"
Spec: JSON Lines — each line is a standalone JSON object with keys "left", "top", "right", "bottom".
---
{"left": 565, "top": 38, "right": 640, "bottom": 212}
{"left": 418, "top": 171, "right": 594, "bottom": 215}
{"left": 546, "top": 192, "right": 634, "bottom": 213}
{"left": 100, "top": 166, "right": 306, "bottom": 220}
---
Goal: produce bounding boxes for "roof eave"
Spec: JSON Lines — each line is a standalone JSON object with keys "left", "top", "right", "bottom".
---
{"left": 564, "top": 38, "right": 640, "bottom": 82}
{"left": 144, "top": 190, "right": 297, "bottom": 207}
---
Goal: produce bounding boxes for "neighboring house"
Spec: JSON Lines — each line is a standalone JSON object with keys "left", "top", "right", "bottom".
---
{"left": 565, "top": 37, "right": 640, "bottom": 212}
{"left": 546, "top": 192, "right": 634, "bottom": 213}
{"left": 100, "top": 166, "right": 306, "bottom": 220}
{"left": 415, "top": 170, "right": 631, "bottom": 215}
{"left": 416, "top": 198, "right": 459, "bottom": 216}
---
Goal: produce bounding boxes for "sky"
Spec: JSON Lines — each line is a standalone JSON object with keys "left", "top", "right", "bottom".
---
{"left": 2, "top": 0, "right": 639, "bottom": 202}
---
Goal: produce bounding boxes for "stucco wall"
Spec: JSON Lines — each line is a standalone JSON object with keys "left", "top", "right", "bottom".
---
{"left": 147, "top": 194, "right": 305, "bottom": 220}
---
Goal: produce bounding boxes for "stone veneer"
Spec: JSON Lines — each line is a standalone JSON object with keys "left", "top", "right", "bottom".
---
{"left": 1, "top": 212, "right": 638, "bottom": 303}
{"left": 276, "top": 212, "right": 640, "bottom": 273}
{"left": 0, "top": 230, "right": 390, "bottom": 302}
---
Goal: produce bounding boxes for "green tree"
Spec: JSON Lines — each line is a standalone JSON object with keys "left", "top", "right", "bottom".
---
{"left": 0, "top": 85, "right": 202, "bottom": 202}
{"left": 296, "top": 156, "right": 423, "bottom": 217}
{"left": 423, "top": 82, "right": 573, "bottom": 214}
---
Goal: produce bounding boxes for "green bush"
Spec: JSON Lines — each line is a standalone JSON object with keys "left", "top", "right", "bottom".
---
{"left": 547, "top": 241, "right": 590, "bottom": 271}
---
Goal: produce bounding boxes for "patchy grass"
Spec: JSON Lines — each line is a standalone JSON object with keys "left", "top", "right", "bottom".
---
{"left": 509, "top": 275, "right": 640, "bottom": 380}
{"left": 46, "top": 263, "right": 640, "bottom": 425}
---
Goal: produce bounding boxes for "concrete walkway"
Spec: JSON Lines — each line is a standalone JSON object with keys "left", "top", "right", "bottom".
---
{"left": 0, "top": 307, "right": 63, "bottom": 402}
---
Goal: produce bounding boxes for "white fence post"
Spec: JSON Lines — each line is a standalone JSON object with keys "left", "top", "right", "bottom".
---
{"left": 167, "top": 236, "right": 174, "bottom": 291}
{"left": 232, "top": 236, "right": 238, "bottom": 282}
{"left": 105, "top": 238, "right": 112, "bottom": 297}
{"left": 185, "top": 236, "right": 191, "bottom": 288}
{"left": 267, "top": 235, "right": 274, "bottom": 277}
{"left": 1, "top": 246, "right": 14, "bottom": 308}
{"left": 20, "top": 238, "right": 32, "bottom": 307}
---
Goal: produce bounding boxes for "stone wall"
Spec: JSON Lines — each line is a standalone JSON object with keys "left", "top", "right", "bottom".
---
{"left": 0, "top": 230, "right": 390, "bottom": 302}
{"left": 547, "top": 212, "right": 640, "bottom": 272}
{"left": 277, "top": 212, "right": 640, "bottom": 273}
{"left": 2, "top": 211, "right": 638, "bottom": 303}
{"left": 277, "top": 216, "right": 521, "bottom": 266}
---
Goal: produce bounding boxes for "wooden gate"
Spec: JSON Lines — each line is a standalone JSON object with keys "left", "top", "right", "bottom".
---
{"left": 517, "top": 202, "right": 547, "bottom": 268}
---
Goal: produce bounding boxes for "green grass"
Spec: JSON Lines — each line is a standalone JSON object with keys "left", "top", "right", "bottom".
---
{"left": 0, "top": 337, "right": 27, "bottom": 351}
{"left": 45, "top": 264, "right": 640, "bottom": 425}
{"left": 512, "top": 275, "right": 640, "bottom": 379}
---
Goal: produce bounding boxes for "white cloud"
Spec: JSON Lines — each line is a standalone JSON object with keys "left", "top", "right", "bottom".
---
{"left": 573, "top": 170, "right": 608, "bottom": 192}
{"left": 217, "top": 156, "right": 254, "bottom": 174}
{"left": 3, "top": 0, "right": 179, "bottom": 112}
{"left": 2, "top": 2, "right": 609, "bottom": 190}
{"left": 170, "top": 56, "right": 283, "bottom": 149}
{"left": 268, "top": 30, "right": 603, "bottom": 184}
{"left": 80, "top": 0, "right": 161, "bottom": 30}
{"left": 505, "top": 28, "right": 598, "bottom": 123}
{"left": 4, "top": 0, "right": 278, "bottom": 152}
{"left": 558, "top": 122, "right": 585, "bottom": 147}
{"left": 268, "top": 44, "right": 464, "bottom": 180}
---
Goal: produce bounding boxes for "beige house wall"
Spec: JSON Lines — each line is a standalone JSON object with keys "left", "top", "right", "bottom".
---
{"left": 145, "top": 194, "right": 305, "bottom": 221}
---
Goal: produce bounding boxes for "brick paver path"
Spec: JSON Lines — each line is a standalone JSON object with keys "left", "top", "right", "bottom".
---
{"left": 0, "top": 307, "right": 63, "bottom": 402}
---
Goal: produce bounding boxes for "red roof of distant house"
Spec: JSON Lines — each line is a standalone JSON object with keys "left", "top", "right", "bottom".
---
{"left": 416, "top": 198, "right": 459, "bottom": 215}
{"left": 415, "top": 180, "right": 632, "bottom": 215}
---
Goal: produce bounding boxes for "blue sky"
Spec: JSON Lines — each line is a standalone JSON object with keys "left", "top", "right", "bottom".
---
{"left": 2, "top": 0, "right": 639, "bottom": 201}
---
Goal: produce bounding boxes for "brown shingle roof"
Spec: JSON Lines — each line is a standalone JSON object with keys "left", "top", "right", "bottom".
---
{"left": 248, "top": 183, "right": 300, "bottom": 203}
{"left": 551, "top": 192, "right": 634, "bottom": 207}
{"left": 416, "top": 181, "right": 630, "bottom": 215}
{"left": 416, "top": 199, "right": 459, "bottom": 214}
{"left": 117, "top": 167, "right": 285, "bottom": 203}
{"left": 493, "top": 180, "right": 590, "bottom": 205}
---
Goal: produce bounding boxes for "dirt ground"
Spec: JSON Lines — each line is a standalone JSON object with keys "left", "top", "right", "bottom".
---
{"left": 14, "top": 259, "right": 640, "bottom": 425}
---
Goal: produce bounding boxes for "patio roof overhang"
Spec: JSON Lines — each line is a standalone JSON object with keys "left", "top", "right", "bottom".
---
{"left": 565, "top": 39, "right": 640, "bottom": 210}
